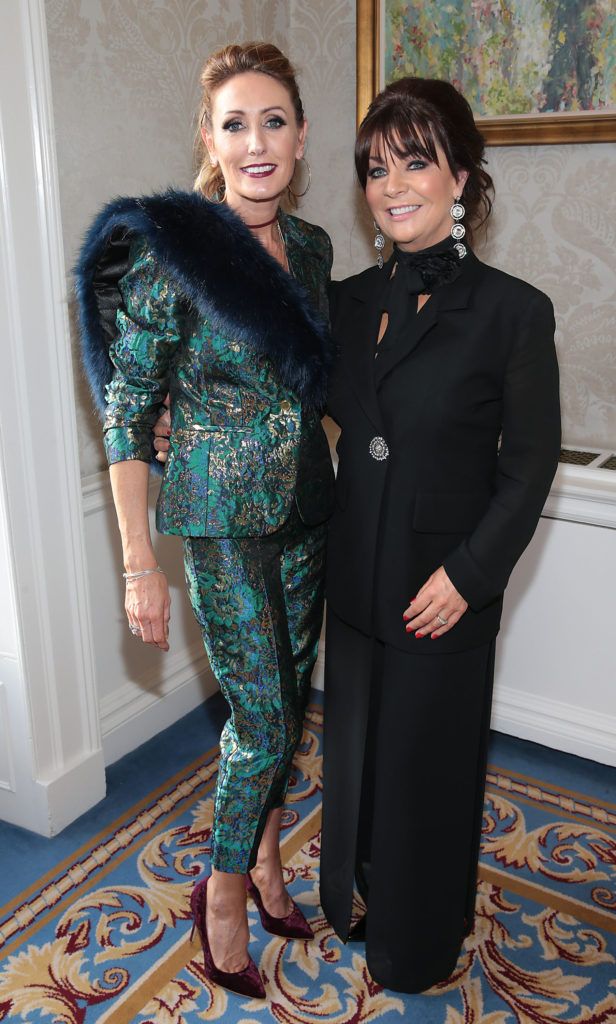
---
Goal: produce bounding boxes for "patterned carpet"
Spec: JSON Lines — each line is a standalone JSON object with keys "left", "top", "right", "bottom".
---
{"left": 1, "top": 701, "right": 615, "bottom": 1023}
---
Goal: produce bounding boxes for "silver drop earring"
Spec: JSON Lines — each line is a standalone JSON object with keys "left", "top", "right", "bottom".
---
{"left": 450, "top": 196, "right": 467, "bottom": 258}
{"left": 374, "top": 221, "right": 385, "bottom": 269}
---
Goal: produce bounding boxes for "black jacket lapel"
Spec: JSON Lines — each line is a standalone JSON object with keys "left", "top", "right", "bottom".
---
{"left": 374, "top": 299, "right": 438, "bottom": 385}
{"left": 373, "top": 252, "right": 479, "bottom": 385}
{"left": 341, "top": 269, "right": 389, "bottom": 433}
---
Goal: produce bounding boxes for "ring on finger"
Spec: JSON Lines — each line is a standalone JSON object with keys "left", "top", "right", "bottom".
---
{"left": 435, "top": 613, "right": 448, "bottom": 627}
{"left": 129, "top": 624, "right": 141, "bottom": 636}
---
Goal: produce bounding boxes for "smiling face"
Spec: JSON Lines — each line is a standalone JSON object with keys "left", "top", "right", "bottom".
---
{"left": 365, "top": 138, "right": 468, "bottom": 252}
{"left": 203, "top": 70, "right": 306, "bottom": 217}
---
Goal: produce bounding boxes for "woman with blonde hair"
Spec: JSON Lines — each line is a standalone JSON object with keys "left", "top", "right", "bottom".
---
{"left": 76, "top": 42, "right": 334, "bottom": 1000}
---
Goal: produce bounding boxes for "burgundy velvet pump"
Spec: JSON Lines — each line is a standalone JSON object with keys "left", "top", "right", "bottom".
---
{"left": 246, "top": 874, "right": 314, "bottom": 940}
{"left": 190, "top": 877, "right": 266, "bottom": 1000}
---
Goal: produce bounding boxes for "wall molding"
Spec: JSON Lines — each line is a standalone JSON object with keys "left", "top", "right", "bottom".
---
{"left": 100, "top": 640, "right": 209, "bottom": 734}
{"left": 543, "top": 463, "right": 616, "bottom": 530}
{"left": 82, "top": 469, "right": 160, "bottom": 517}
{"left": 0, "top": 679, "right": 15, "bottom": 792}
{"left": 492, "top": 684, "right": 616, "bottom": 768}
{"left": 313, "top": 637, "right": 614, "bottom": 767}
{"left": 100, "top": 643, "right": 216, "bottom": 765}
{"left": 0, "top": 0, "right": 104, "bottom": 834}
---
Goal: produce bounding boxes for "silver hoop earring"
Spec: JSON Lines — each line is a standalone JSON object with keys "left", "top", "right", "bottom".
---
{"left": 374, "top": 220, "right": 385, "bottom": 269}
{"left": 288, "top": 156, "right": 311, "bottom": 199}
{"left": 450, "top": 196, "right": 467, "bottom": 258}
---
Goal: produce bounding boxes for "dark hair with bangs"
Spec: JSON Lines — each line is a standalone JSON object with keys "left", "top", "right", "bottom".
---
{"left": 355, "top": 78, "right": 494, "bottom": 244}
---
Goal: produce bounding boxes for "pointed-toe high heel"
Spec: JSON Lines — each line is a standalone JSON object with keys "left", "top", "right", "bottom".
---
{"left": 190, "top": 877, "right": 266, "bottom": 1000}
{"left": 246, "top": 874, "right": 313, "bottom": 940}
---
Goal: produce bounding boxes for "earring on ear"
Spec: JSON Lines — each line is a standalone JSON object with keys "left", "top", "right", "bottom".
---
{"left": 209, "top": 179, "right": 226, "bottom": 204}
{"left": 288, "top": 157, "right": 311, "bottom": 199}
{"left": 374, "top": 221, "right": 385, "bottom": 269}
{"left": 450, "top": 196, "right": 467, "bottom": 258}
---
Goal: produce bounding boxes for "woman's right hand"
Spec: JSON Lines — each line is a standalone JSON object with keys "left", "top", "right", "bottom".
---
{"left": 125, "top": 572, "right": 171, "bottom": 651}
{"left": 153, "top": 395, "right": 171, "bottom": 463}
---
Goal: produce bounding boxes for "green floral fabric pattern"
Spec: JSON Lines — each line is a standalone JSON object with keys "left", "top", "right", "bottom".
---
{"left": 103, "top": 212, "right": 333, "bottom": 538}
{"left": 183, "top": 507, "right": 326, "bottom": 873}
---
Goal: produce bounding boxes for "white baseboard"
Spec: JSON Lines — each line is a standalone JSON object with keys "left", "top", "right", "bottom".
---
{"left": 314, "top": 639, "right": 614, "bottom": 766}
{"left": 42, "top": 748, "right": 107, "bottom": 835}
{"left": 100, "top": 641, "right": 218, "bottom": 765}
{"left": 491, "top": 684, "right": 616, "bottom": 767}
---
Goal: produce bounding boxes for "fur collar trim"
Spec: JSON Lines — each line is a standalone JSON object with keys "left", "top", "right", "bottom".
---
{"left": 74, "top": 189, "right": 332, "bottom": 415}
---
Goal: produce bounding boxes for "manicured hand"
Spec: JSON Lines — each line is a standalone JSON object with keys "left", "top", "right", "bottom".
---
{"left": 153, "top": 393, "right": 171, "bottom": 463}
{"left": 126, "top": 573, "right": 171, "bottom": 651}
{"left": 403, "top": 566, "right": 468, "bottom": 639}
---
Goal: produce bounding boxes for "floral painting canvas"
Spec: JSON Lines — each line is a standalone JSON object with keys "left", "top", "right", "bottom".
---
{"left": 383, "top": 0, "right": 616, "bottom": 118}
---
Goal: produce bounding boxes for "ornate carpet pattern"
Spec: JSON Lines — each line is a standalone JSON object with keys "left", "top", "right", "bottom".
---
{"left": 1, "top": 704, "right": 615, "bottom": 1023}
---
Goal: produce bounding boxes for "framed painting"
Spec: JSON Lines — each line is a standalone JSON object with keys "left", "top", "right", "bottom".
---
{"left": 357, "top": 0, "right": 616, "bottom": 144}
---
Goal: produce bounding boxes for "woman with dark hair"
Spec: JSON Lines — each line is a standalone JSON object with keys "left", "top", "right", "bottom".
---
{"left": 319, "top": 77, "right": 560, "bottom": 993}
{"left": 75, "top": 42, "right": 334, "bottom": 1000}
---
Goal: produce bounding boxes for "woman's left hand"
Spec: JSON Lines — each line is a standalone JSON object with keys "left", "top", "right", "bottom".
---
{"left": 403, "top": 566, "right": 468, "bottom": 639}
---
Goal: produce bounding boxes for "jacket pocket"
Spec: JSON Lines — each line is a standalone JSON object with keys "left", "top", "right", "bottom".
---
{"left": 413, "top": 492, "right": 489, "bottom": 534}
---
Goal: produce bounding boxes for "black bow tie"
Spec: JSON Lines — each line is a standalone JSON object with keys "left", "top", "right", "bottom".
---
{"left": 393, "top": 243, "right": 464, "bottom": 294}
{"left": 376, "top": 241, "right": 465, "bottom": 362}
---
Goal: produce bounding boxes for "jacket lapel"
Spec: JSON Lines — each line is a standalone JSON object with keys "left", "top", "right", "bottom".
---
{"left": 341, "top": 267, "right": 389, "bottom": 433}
{"left": 374, "top": 299, "right": 438, "bottom": 385}
{"left": 373, "top": 253, "right": 479, "bottom": 386}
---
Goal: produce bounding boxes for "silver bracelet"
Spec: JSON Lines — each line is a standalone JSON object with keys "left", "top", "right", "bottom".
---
{"left": 123, "top": 566, "right": 166, "bottom": 582}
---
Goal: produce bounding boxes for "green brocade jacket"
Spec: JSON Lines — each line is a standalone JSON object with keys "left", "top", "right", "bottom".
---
{"left": 75, "top": 191, "right": 335, "bottom": 538}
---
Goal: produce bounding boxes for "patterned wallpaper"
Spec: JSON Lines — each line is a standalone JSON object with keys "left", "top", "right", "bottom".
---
{"left": 483, "top": 144, "right": 616, "bottom": 450}
{"left": 46, "top": 0, "right": 289, "bottom": 476}
{"left": 291, "top": 1, "right": 616, "bottom": 452}
{"left": 45, "top": 0, "right": 615, "bottom": 475}
{"left": 288, "top": 0, "right": 373, "bottom": 280}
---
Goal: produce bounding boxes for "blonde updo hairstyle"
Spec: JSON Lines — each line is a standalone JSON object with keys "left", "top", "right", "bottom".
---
{"left": 194, "top": 42, "right": 305, "bottom": 204}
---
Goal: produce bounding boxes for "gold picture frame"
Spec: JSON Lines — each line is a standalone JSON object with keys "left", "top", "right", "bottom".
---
{"left": 357, "top": 0, "right": 616, "bottom": 144}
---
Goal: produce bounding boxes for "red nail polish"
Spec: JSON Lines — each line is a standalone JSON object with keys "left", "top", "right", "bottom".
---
{"left": 431, "top": 632, "right": 437, "bottom": 639}
{"left": 415, "top": 631, "right": 424, "bottom": 639}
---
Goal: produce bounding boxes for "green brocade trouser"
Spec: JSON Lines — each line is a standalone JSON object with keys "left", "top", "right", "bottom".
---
{"left": 183, "top": 507, "right": 326, "bottom": 874}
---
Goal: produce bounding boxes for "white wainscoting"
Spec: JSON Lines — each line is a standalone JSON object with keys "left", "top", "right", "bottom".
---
{"left": 0, "top": 675, "right": 15, "bottom": 792}
{"left": 82, "top": 472, "right": 217, "bottom": 765}
{"left": 313, "top": 465, "right": 616, "bottom": 768}
{"left": 84, "top": 459, "right": 615, "bottom": 768}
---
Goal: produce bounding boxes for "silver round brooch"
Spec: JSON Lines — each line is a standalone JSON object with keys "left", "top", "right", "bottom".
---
{"left": 369, "top": 436, "right": 389, "bottom": 461}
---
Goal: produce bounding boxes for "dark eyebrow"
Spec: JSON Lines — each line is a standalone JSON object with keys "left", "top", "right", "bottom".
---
{"left": 223, "top": 106, "right": 287, "bottom": 115}
{"left": 368, "top": 152, "right": 386, "bottom": 163}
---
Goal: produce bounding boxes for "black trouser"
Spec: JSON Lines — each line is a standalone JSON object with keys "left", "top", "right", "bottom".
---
{"left": 321, "top": 608, "right": 496, "bottom": 993}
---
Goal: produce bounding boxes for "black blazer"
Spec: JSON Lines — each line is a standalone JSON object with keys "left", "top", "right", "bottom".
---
{"left": 326, "top": 249, "right": 561, "bottom": 654}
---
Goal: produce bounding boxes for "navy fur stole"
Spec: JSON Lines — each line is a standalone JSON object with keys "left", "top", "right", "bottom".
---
{"left": 74, "top": 189, "right": 333, "bottom": 417}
